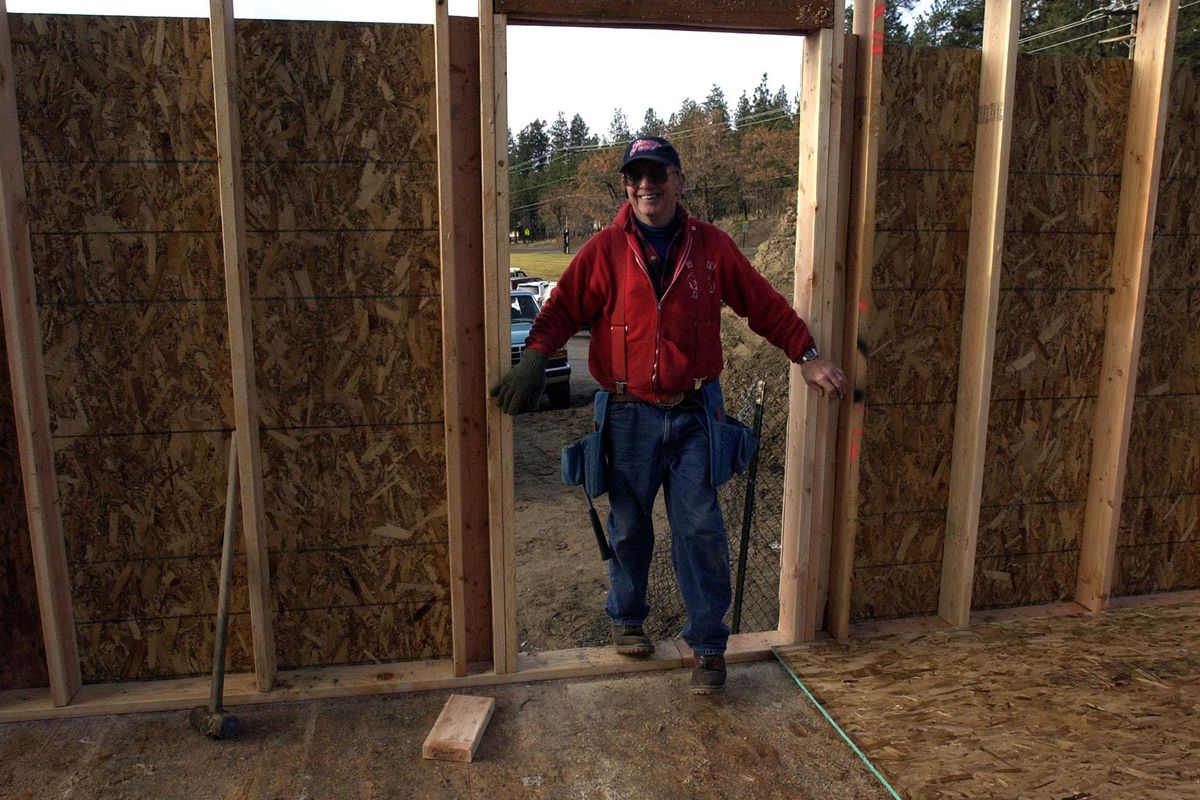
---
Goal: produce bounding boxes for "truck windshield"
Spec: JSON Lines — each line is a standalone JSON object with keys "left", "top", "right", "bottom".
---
{"left": 510, "top": 294, "right": 539, "bottom": 322}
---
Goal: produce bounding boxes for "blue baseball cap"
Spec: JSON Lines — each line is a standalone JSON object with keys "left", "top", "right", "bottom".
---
{"left": 619, "top": 136, "right": 682, "bottom": 171}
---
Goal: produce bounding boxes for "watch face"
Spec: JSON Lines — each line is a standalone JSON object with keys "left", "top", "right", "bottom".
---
{"left": 801, "top": 347, "right": 819, "bottom": 363}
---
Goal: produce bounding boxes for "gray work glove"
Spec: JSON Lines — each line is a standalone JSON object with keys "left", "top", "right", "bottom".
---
{"left": 490, "top": 348, "right": 547, "bottom": 415}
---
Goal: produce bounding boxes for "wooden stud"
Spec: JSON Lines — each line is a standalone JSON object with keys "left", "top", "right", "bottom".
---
{"left": 827, "top": 0, "right": 885, "bottom": 644}
{"left": 422, "top": 694, "right": 497, "bottom": 762}
{"left": 1077, "top": 0, "right": 1178, "bottom": 612}
{"left": 0, "top": 1, "right": 82, "bottom": 707}
{"left": 208, "top": 0, "right": 277, "bottom": 689}
{"left": 435, "top": 4, "right": 493, "bottom": 675}
{"left": 479, "top": 1, "right": 518, "bottom": 674}
{"left": 807, "top": 2, "right": 850, "bottom": 638}
{"left": 778, "top": 28, "right": 834, "bottom": 644}
{"left": 493, "top": 0, "right": 835, "bottom": 33}
{"left": 938, "top": 0, "right": 1019, "bottom": 628}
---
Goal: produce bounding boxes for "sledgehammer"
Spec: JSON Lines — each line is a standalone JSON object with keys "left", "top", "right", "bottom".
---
{"left": 190, "top": 433, "right": 241, "bottom": 739}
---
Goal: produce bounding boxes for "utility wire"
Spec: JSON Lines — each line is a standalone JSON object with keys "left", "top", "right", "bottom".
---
{"left": 1025, "top": 20, "right": 1131, "bottom": 53}
{"left": 1024, "top": 0, "right": 1198, "bottom": 54}
{"left": 1018, "top": 2, "right": 1139, "bottom": 46}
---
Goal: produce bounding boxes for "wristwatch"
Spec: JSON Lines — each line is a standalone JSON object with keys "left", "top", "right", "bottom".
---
{"left": 798, "top": 347, "right": 819, "bottom": 365}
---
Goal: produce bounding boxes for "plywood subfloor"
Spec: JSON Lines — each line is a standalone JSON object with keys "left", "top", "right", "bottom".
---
{"left": 776, "top": 602, "right": 1200, "bottom": 800}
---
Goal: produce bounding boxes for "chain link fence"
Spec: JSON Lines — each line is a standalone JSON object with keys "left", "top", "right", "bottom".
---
{"left": 644, "top": 366, "right": 790, "bottom": 641}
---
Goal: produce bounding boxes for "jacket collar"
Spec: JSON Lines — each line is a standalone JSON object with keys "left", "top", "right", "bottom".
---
{"left": 615, "top": 201, "right": 691, "bottom": 232}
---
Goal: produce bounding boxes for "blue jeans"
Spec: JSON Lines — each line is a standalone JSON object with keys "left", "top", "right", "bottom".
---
{"left": 604, "top": 401, "right": 730, "bottom": 656}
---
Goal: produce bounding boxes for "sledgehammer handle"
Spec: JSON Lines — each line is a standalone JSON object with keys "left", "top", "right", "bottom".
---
{"left": 210, "top": 433, "right": 240, "bottom": 713}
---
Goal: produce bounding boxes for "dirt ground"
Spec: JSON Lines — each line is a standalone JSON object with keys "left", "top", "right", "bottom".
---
{"left": 0, "top": 660, "right": 889, "bottom": 800}
{"left": 513, "top": 334, "right": 614, "bottom": 653}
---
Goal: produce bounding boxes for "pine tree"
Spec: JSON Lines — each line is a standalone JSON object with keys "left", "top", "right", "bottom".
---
{"left": 568, "top": 114, "right": 594, "bottom": 149}
{"left": 704, "top": 84, "right": 730, "bottom": 128}
{"left": 607, "top": 109, "right": 631, "bottom": 143}
{"left": 640, "top": 108, "right": 665, "bottom": 137}
{"left": 734, "top": 91, "right": 753, "bottom": 130}
{"left": 514, "top": 119, "right": 550, "bottom": 171}
{"left": 549, "top": 112, "right": 570, "bottom": 154}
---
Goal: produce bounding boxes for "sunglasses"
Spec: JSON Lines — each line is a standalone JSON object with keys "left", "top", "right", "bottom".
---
{"left": 621, "top": 164, "right": 680, "bottom": 186}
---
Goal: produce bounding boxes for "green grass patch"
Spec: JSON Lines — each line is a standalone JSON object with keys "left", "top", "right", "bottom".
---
{"left": 509, "top": 251, "right": 573, "bottom": 282}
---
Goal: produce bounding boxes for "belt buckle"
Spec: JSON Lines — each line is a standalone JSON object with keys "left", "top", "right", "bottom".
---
{"left": 655, "top": 392, "right": 686, "bottom": 409}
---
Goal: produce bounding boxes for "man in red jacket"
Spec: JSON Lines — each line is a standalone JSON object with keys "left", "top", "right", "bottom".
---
{"left": 492, "top": 136, "right": 845, "bottom": 694}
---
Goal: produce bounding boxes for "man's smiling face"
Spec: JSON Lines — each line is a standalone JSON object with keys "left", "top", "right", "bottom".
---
{"left": 623, "top": 161, "right": 685, "bottom": 227}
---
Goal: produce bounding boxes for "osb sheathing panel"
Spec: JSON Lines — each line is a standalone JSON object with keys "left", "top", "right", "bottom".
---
{"left": 254, "top": 297, "right": 442, "bottom": 429}
{"left": 852, "top": 403, "right": 954, "bottom": 620}
{"left": 1138, "top": 291, "right": 1200, "bottom": 395}
{"left": 876, "top": 47, "right": 979, "bottom": 171}
{"left": 11, "top": 15, "right": 449, "bottom": 679}
{"left": 236, "top": 20, "right": 448, "bottom": 667}
{"left": 1125, "top": 397, "right": 1200, "bottom": 497}
{"left": 248, "top": 230, "right": 441, "bottom": 298}
{"left": 851, "top": 563, "right": 940, "bottom": 620}
{"left": 234, "top": 20, "right": 436, "bottom": 163}
{"left": 977, "top": 397, "right": 1095, "bottom": 607}
{"left": 53, "top": 432, "right": 254, "bottom": 681}
{"left": 1001, "top": 231, "right": 1115, "bottom": 288}
{"left": 10, "top": 16, "right": 217, "bottom": 161}
{"left": 989, "top": 290, "right": 1108, "bottom": 400}
{"left": 851, "top": 46, "right": 976, "bottom": 620}
{"left": 974, "top": 503, "right": 1085, "bottom": 605}
{"left": 864, "top": 289, "right": 962, "bottom": 404}
{"left": 971, "top": 56, "right": 1129, "bottom": 610}
{"left": 778, "top": 603, "right": 1200, "bottom": 799}
{"left": 78, "top": 615, "right": 255, "bottom": 682}
{"left": 41, "top": 304, "right": 233, "bottom": 436}
{"left": 1115, "top": 497, "right": 1199, "bottom": 596}
{"left": 260, "top": 426, "right": 446, "bottom": 553}
{"left": 11, "top": 15, "right": 239, "bottom": 682}
{"left": 31, "top": 232, "right": 226, "bottom": 305}
{"left": 1, "top": 331, "right": 49, "bottom": 690}
{"left": 872, "top": 230, "right": 968, "bottom": 290}
{"left": 1118, "top": 62, "right": 1200, "bottom": 597}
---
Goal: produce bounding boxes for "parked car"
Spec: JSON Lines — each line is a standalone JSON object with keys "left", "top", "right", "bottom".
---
{"left": 510, "top": 267, "right": 540, "bottom": 291}
{"left": 523, "top": 279, "right": 556, "bottom": 306}
{"left": 510, "top": 290, "right": 571, "bottom": 408}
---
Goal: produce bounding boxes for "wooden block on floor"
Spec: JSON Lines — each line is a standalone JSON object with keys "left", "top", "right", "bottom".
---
{"left": 422, "top": 694, "right": 497, "bottom": 763}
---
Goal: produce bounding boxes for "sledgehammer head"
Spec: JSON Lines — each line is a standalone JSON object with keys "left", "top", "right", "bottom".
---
{"left": 190, "top": 705, "right": 239, "bottom": 739}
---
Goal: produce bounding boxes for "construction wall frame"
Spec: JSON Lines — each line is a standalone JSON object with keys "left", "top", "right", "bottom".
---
{"left": 0, "top": 0, "right": 840, "bottom": 722}
{"left": 2, "top": 0, "right": 1198, "bottom": 723}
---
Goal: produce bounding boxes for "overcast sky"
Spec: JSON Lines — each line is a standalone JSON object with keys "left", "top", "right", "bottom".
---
{"left": 7, "top": 0, "right": 927, "bottom": 138}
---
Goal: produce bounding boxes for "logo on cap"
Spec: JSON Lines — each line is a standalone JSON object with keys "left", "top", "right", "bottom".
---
{"left": 628, "top": 139, "right": 660, "bottom": 156}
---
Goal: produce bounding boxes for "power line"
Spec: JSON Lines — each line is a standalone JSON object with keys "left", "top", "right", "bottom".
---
{"left": 1018, "top": 2, "right": 1138, "bottom": 46}
{"left": 1025, "top": 20, "right": 1131, "bottom": 54}
{"left": 1022, "top": 1, "right": 1198, "bottom": 55}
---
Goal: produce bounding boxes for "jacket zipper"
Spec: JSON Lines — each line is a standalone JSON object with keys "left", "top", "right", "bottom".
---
{"left": 626, "top": 224, "right": 695, "bottom": 396}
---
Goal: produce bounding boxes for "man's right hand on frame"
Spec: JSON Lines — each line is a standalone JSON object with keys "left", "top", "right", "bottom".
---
{"left": 800, "top": 357, "right": 848, "bottom": 400}
{"left": 490, "top": 348, "right": 547, "bottom": 415}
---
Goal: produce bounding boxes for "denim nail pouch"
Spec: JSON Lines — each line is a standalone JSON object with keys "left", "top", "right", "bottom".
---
{"left": 561, "top": 389, "right": 611, "bottom": 498}
{"left": 700, "top": 380, "right": 757, "bottom": 487}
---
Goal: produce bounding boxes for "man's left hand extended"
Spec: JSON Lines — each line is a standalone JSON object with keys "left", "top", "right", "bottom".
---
{"left": 800, "top": 357, "right": 847, "bottom": 400}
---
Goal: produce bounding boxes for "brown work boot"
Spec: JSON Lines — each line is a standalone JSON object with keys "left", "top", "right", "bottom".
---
{"left": 611, "top": 624, "right": 653, "bottom": 656}
{"left": 690, "top": 654, "right": 726, "bottom": 695}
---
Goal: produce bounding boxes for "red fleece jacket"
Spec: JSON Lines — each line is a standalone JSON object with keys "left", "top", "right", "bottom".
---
{"left": 525, "top": 203, "right": 817, "bottom": 404}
